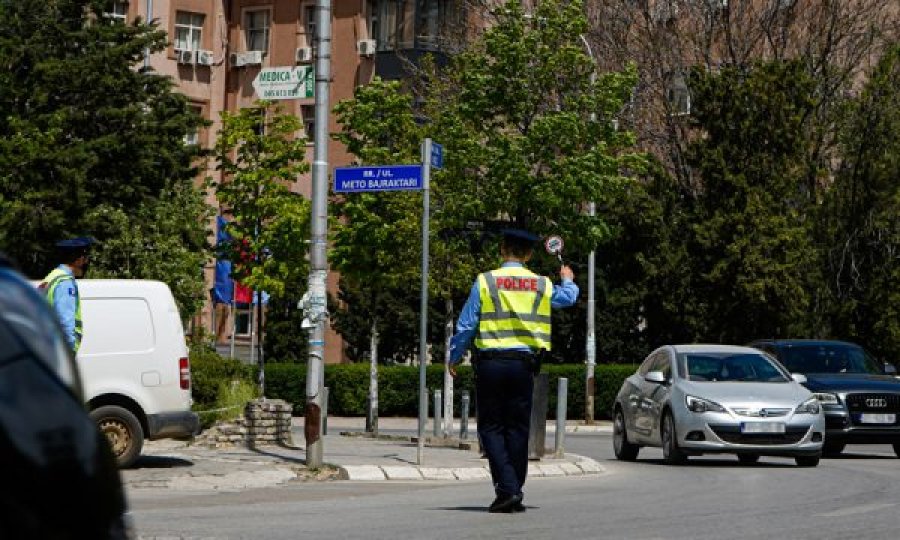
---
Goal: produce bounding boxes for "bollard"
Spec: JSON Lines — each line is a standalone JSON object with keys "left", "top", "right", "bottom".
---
{"left": 322, "top": 386, "right": 329, "bottom": 436}
{"left": 528, "top": 373, "right": 549, "bottom": 460}
{"left": 460, "top": 390, "right": 470, "bottom": 440}
{"left": 433, "top": 389, "right": 443, "bottom": 438}
{"left": 555, "top": 378, "right": 568, "bottom": 457}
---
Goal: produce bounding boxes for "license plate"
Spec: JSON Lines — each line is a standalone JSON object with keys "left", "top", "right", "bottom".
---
{"left": 741, "top": 422, "right": 786, "bottom": 434}
{"left": 859, "top": 413, "right": 896, "bottom": 424}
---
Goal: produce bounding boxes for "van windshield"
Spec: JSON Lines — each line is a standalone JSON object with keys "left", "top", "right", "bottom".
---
{"left": 779, "top": 344, "right": 883, "bottom": 375}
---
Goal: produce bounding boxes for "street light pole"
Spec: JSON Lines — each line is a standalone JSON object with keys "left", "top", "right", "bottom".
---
{"left": 304, "top": 0, "right": 332, "bottom": 469}
{"left": 580, "top": 34, "right": 597, "bottom": 424}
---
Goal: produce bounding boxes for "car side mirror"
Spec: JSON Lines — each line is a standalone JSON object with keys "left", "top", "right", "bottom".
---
{"left": 644, "top": 371, "right": 667, "bottom": 385}
{"left": 791, "top": 373, "right": 807, "bottom": 384}
{"left": 884, "top": 363, "right": 897, "bottom": 376}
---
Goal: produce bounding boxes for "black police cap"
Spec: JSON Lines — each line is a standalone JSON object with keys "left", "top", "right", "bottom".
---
{"left": 500, "top": 228, "right": 540, "bottom": 244}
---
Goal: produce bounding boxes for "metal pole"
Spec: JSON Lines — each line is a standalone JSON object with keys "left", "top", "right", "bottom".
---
{"left": 229, "top": 286, "right": 236, "bottom": 359}
{"left": 586, "top": 200, "right": 596, "bottom": 423}
{"left": 304, "top": 0, "right": 332, "bottom": 469}
{"left": 442, "top": 299, "right": 454, "bottom": 437}
{"left": 433, "top": 389, "right": 442, "bottom": 438}
{"left": 257, "top": 289, "right": 265, "bottom": 397}
{"left": 367, "top": 319, "right": 379, "bottom": 434}
{"left": 580, "top": 34, "right": 598, "bottom": 424}
{"left": 322, "top": 386, "right": 329, "bottom": 436}
{"left": 555, "top": 377, "right": 568, "bottom": 457}
{"left": 460, "top": 391, "right": 470, "bottom": 440}
{"left": 417, "top": 138, "right": 432, "bottom": 465}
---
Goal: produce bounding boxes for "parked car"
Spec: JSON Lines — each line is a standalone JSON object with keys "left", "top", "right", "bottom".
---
{"left": 1, "top": 256, "right": 132, "bottom": 538}
{"left": 613, "top": 344, "right": 825, "bottom": 466}
{"left": 749, "top": 339, "right": 900, "bottom": 457}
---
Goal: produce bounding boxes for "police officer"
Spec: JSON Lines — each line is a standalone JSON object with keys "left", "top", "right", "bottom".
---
{"left": 449, "top": 229, "right": 579, "bottom": 513}
{"left": 40, "top": 237, "right": 95, "bottom": 353}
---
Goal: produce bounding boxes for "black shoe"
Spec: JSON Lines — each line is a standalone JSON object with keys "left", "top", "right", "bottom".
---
{"left": 488, "top": 493, "right": 523, "bottom": 513}
{"left": 512, "top": 501, "right": 526, "bottom": 513}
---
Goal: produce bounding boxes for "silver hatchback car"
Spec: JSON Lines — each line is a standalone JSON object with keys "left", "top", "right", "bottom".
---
{"left": 613, "top": 345, "right": 825, "bottom": 466}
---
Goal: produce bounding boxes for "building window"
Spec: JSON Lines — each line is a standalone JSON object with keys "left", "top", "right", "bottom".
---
{"left": 184, "top": 105, "right": 203, "bottom": 146}
{"left": 174, "top": 12, "right": 204, "bottom": 51}
{"left": 416, "top": 0, "right": 449, "bottom": 50}
{"left": 246, "top": 10, "right": 271, "bottom": 52}
{"left": 666, "top": 71, "right": 691, "bottom": 117}
{"left": 304, "top": 5, "right": 317, "bottom": 41}
{"left": 301, "top": 105, "right": 315, "bottom": 140}
{"left": 104, "top": 1, "right": 129, "bottom": 24}
{"left": 369, "top": 0, "right": 405, "bottom": 51}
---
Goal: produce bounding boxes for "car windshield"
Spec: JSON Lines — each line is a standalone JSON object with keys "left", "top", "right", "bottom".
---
{"left": 678, "top": 352, "right": 790, "bottom": 382}
{"left": 778, "top": 344, "right": 883, "bottom": 375}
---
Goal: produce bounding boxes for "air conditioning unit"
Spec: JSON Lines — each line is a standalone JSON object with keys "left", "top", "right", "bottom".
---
{"left": 296, "top": 46, "right": 313, "bottom": 63}
{"left": 176, "top": 49, "right": 195, "bottom": 65}
{"left": 243, "top": 50, "right": 264, "bottom": 65}
{"left": 230, "top": 50, "right": 264, "bottom": 68}
{"left": 195, "top": 50, "right": 214, "bottom": 66}
{"left": 357, "top": 39, "right": 377, "bottom": 56}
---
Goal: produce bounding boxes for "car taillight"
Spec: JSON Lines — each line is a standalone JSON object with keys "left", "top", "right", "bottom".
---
{"left": 179, "top": 357, "right": 191, "bottom": 390}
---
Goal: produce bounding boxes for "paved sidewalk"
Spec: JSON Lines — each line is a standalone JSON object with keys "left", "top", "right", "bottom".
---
{"left": 120, "top": 417, "right": 608, "bottom": 493}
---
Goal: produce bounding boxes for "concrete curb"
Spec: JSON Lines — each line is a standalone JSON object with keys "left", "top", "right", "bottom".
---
{"left": 336, "top": 453, "right": 605, "bottom": 482}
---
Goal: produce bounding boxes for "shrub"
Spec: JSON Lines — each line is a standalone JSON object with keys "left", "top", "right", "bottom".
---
{"left": 189, "top": 345, "right": 255, "bottom": 406}
{"left": 262, "top": 362, "right": 635, "bottom": 420}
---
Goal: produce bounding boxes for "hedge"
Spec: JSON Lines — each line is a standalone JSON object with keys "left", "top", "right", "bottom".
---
{"left": 189, "top": 346, "right": 255, "bottom": 406}
{"left": 258, "top": 362, "right": 636, "bottom": 420}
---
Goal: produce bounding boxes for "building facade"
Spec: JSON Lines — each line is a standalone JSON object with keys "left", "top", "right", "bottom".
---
{"left": 113, "top": 0, "right": 457, "bottom": 363}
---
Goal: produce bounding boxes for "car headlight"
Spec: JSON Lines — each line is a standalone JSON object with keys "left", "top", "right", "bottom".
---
{"left": 795, "top": 397, "right": 821, "bottom": 414}
{"left": 685, "top": 395, "right": 727, "bottom": 413}
{"left": 812, "top": 392, "right": 840, "bottom": 405}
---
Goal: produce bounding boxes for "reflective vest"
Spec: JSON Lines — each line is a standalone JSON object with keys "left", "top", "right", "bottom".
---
{"left": 41, "top": 267, "right": 83, "bottom": 353}
{"left": 475, "top": 266, "right": 552, "bottom": 351}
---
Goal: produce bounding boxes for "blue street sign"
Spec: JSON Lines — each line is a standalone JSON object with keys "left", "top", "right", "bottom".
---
{"left": 333, "top": 165, "right": 423, "bottom": 193}
{"left": 431, "top": 142, "right": 443, "bottom": 169}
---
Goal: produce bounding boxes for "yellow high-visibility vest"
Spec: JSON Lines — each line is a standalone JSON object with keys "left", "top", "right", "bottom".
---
{"left": 475, "top": 266, "right": 552, "bottom": 351}
{"left": 41, "top": 267, "right": 83, "bottom": 352}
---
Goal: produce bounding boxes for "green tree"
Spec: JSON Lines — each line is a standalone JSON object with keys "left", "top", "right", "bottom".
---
{"left": 212, "top": 103, "right": 310, "bottom": 369}
{"left": 212, "top": 102, "right": 310, "bottom": 298}
{"left": 330, "top": 79, "right": 442, "bottom": 363}
{"left": 0, "top": 0, "right": 208, "bottom": 315}
{"left": 819, "top": 46, "right": 900, "bottom": 360}
{"left": 331, "top": 0, "right": 644, "bottom": 363}
{"left": 684, "top": 61, "right": 821, "bottom": 342}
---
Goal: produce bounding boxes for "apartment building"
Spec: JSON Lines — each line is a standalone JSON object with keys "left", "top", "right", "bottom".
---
{"left": 110, "top": 1, "right": 455, "bottom": 362}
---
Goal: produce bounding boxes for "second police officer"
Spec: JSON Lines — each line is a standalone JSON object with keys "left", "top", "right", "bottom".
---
{"left": 449, "top": 228, "right": 579, "bottom": 513}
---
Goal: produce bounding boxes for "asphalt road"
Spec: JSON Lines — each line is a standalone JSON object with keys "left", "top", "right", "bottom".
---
{"left": 130, "top": 433, "right": 900, "bottom": 540}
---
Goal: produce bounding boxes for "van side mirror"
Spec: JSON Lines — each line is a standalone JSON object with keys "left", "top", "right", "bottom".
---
{"left": 884, "top": 363, "right": 897, "bottom": 376}
{"left": 644, "top": 371, "right": 667, "bottom": 385}
{"left": 791, "top": 373, "right": 807, "bottom": 384}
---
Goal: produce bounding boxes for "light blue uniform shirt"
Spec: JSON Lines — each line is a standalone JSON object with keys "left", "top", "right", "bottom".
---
{"left": 449, "top": 262, "right": 579, "bottom": 363}
{"left": 49, "top": 264, "right": 79, "bottom": 351}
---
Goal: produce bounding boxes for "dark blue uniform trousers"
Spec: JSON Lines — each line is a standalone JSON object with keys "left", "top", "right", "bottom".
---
{"left": 474, "top": 354, "right": 534, "bottom": 498}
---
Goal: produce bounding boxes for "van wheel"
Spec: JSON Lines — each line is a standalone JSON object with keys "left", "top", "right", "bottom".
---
{"left": 91, "top": 405, "right": 144, "bottom": 468}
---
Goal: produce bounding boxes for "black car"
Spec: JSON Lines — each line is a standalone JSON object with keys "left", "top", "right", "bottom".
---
{"left": 749, "top": 339, "right": 900, "bottom": 457}
{"left": 0, "top": 255, "right": 131, "bottom": 539}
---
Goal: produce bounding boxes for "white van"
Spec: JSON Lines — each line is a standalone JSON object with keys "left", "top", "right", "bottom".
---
{"left": 76, "top": 280, "right": 199, "bottom": 467}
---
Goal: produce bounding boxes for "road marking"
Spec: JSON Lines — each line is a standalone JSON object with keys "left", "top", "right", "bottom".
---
{"left": 817, "top": 502, "right": 896, "bottom": 517}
